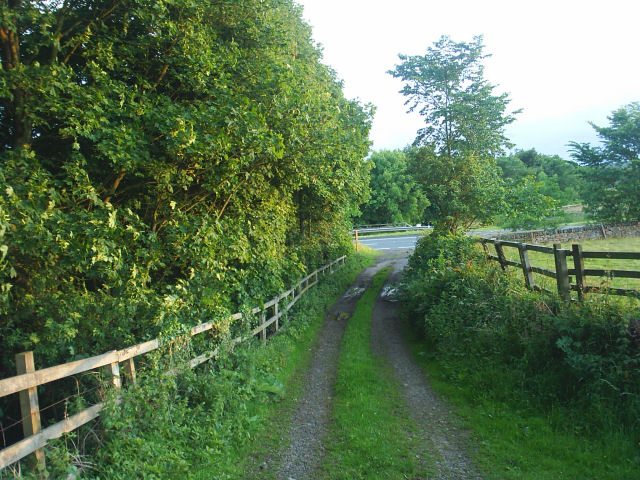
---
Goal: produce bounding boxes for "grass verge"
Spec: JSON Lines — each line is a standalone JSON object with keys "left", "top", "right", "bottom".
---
{"left": 404, "top": 322, "right": 640, "bottom": 480}
{"left": 319, "top": 268, "right": 428, "bottom": 480}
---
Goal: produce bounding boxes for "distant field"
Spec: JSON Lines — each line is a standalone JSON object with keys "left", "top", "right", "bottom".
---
{"left": 498, "top": 236, "right": 640, "bottom": 296}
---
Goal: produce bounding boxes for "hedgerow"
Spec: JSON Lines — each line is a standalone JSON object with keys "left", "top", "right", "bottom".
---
{"left": 0, "top": 0, "right": 372, "bottom": 467}
{"left": 400, "top": 232, "right": 640, "bottom": 434}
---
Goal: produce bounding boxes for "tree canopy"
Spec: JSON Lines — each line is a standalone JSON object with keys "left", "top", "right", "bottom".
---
{"left": 356, "top": 150, "right": 429, "bottom": 226}
{"left": 498, "top": 149, "right": 582, "bottom": 206}
{"left": 0, "top": 0, "right": 372, "bottom": 371}
{"left": 570, "top": 103, "right": 640, "bottom": 222}
{"left": 389, "top": 35, "right": 518, "bottom": 232}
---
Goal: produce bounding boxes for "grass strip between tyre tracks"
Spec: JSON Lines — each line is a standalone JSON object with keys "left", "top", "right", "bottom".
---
{"left": 320, "top": 267, "right": 428, "bottom": 479}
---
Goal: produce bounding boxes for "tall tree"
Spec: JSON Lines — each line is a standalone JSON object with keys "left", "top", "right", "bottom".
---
{"left": 570, "top": 103, "right": 640, "bottom": 222}
{"left": 389, "top": 35, "right": 518, "bottom": 232}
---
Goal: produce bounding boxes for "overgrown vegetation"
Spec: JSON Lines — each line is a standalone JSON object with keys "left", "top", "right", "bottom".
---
{"left": 3, "top": 250, "right": 379, "bottom": 479}
{"left": 0, "top": 0, "right": 373, "bottom": 444}
{"left": 400, "top": 232, "right": 640, "bottom": 478}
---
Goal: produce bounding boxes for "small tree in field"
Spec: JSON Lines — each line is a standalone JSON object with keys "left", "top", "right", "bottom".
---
{"left": 389, "top": 35, "right": 519, "bottom": 233}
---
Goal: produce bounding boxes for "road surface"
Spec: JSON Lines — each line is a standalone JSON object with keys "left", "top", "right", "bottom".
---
{"left": 357, "top": 235, "right": 420, "bottom": 250}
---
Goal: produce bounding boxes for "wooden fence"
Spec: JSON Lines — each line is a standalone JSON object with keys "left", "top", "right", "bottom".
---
{"left": 0, "top": 255, "right": 346, "bottom": 471}
{"left": 478, "top": 238, "right": 640, "bottom": 300}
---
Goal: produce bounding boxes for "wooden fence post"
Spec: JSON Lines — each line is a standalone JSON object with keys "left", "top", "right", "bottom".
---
{"left": 260, "top": 311, "right": 267, "bottom": 344}
{"left": 481, "top": 239, "right": 490, "bottom": 257}
{"left": 355, "top": 229, "right": 359, "bottom": 253}
{"left": 122, "top": 358, "right": 137, "bottom": 387}
{"left": 274, "top": 300, "right": 279, "bottom": 332}
{"left": 517, "top": 243, "right": 535, "bottom": 290}
{"left": 494, "top": 240, "right": 508, "bottom": 270}
{"left": 572, "top": 244, "right": 586, "bottom": 300}
{"left": 15, "top": 351, "right": 46, "bottom": 472}
{"left": 553, "top": 243, "right": 571, "bottom": 301}
{"left": 104, "top": 361, "right": 121, "bottom": 389}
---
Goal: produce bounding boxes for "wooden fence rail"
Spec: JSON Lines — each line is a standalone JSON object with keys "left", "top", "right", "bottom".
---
{"left": 478, "top": 238, "right": 640, "bottom": 300}
{"left": 0, "top": 256, "right": 346, "bottom": 471}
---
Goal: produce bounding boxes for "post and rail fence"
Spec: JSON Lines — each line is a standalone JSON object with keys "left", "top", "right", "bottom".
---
{"left": 0, "top": 256, "right": 347, "bottom": 472}
{"left": 477, "top": 238, "right": 640, "bottom": 301}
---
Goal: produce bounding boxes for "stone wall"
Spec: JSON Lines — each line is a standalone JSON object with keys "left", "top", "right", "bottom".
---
{"left": 493, "top": 222, "right": 640, "bottom": 244}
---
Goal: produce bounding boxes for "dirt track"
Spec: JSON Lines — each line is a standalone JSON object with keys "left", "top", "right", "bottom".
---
{"left": 269, "top": 251, "right": 481, "bottom": 479}
{"left": 371, "top": 254, "right": 482, "bottom": 480}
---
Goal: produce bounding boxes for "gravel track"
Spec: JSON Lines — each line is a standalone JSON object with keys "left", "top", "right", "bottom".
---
{"left": 268, "top": 250, "right": 481, "bottom": 480}
{"left": 274, "top": 257, "right": 393, "bottom": 480}
{"left": 371, "top": 253, "right": 483, "bottom": 480}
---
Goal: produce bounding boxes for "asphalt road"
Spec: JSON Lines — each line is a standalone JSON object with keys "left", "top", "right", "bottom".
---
{"left": 357, "top": 235, "right": 420, "bottom": 251}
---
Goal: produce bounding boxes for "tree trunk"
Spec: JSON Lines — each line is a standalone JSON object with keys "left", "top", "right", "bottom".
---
{"left": 1, "top": 1, "right": 33, "bottom": 149}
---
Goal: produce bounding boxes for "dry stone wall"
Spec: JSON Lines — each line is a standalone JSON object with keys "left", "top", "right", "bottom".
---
{"left": 493, "top": 223, "right": 640, "bottom": 244}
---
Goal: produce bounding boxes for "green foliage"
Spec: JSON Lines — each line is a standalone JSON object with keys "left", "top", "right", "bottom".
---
{"left": 570, "top": 103, "right": 640, "bottom": 222}
{"left": 400, "top": 234, "right": 640, "bottom": 437}
{"left": 496, "top": 148, "right": 583, "bottom": 229}
{"left": 357, "top": 149, "right": 429, "bottom": 225}
{"left": 401, "top": 231, "right": 481, "bottom": 330}
{"left": 0, "top": 3, "right": 373, "bottom": 467}
{"left": 389, "top": 36, "right": 518, "bottom": 157}
{"left": 407, "top": 340, "right": 640, "bottom": 479}
{"left": 498, "top": 149, "right": 583, "bottom": 207}
{"left": 15, "top": 253, "right": 378, "bottom": 479}
{"left": 0, "top": 0, "right": 372, "bottom": 378}
{"left": 389, "top": 36, "right": 519, "bottom": 232}
{"left": 499, "top": 175, "right": 560, "bottom": 230}
{"left": 405, "top": 145, "right": 505, "bottom": 232}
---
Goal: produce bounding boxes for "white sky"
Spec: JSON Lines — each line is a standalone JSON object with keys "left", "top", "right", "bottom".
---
{"left": 295, "top": 0, "right": 640, "bottom": 158}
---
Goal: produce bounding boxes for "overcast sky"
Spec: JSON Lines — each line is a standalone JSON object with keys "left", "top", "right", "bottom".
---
{"left": 295, "top": 0, "right": 640, "bottom": 159}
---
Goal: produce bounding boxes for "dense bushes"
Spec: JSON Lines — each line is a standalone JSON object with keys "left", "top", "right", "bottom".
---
{"left": 0, "top": 0, "right": 372, "bottom": 375}
{"left": 400, "top": 233, "right": 640, "bottom": 433}
{"left": 0, "top": 1, "right": 373, "bottom": 463}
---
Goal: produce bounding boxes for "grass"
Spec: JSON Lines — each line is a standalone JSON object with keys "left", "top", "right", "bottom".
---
{"left": 404, "top": 326, "right": 640, "bottom": 480}
{"left": 319, "top": 268, "right": 430, "bottom": 480}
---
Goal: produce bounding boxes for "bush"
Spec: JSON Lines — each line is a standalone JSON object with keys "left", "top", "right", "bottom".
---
{"left": 399, "top": 232, "right": 640, "bottom": 434}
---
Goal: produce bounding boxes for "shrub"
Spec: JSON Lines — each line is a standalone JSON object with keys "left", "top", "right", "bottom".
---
{"left": 400, "top": 232, "right": 640, "bottom": 434}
